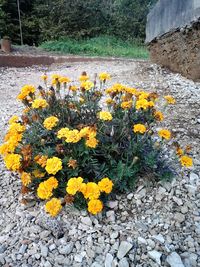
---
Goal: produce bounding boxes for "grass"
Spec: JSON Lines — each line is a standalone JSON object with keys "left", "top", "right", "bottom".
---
{"left": 40, "top": 36, "right": 149, "bottom": 59}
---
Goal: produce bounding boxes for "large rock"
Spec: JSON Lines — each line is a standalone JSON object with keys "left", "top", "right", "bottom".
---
{"left": 166, "top": 252, "right": 185, "bottom": 267}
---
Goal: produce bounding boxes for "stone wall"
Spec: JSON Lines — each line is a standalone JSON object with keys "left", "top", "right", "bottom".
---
{"left": 146, "top": 0, "right": 200, "bottom": 81}
{"left": 148, "top": 20, "right": 200, "bottom": 81}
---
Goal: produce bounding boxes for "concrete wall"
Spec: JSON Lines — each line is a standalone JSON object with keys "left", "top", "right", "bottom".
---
{"left": 146, "top": 0, "right": 200, "bottom": 43}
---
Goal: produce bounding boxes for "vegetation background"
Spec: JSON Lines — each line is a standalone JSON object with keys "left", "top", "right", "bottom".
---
{"left": 0, "top": 0, "right": 156, "bottom": 45}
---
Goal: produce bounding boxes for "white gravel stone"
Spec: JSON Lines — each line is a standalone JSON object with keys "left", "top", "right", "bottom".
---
{"left": 148, "top": 250, "right": 162, "bottom": 265}
{"left": 118, "top": 257, "right": 129, "bottom": 267}
{"left": 117, "top": 241, "right": 133, "bottom": 259}
{"left": 105, "top": 253, "right": 114, "bottom": 267}
{"left": 81, "top": 216, "right": 92, "bottom": 226}
{"left": 166, "top": 252, "right": 185, "bottom": 267}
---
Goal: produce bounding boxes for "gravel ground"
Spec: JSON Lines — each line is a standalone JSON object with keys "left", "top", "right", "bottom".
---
{"left": 0, "top": 60, "right": 200, "bottom": 267}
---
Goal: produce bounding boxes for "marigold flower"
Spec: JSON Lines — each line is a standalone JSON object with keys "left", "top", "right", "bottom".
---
{"left": 84, "top": 182, "right": 100, "bottom": 200}
{"left": 176, "top": 147, "right": 184, "bottom": 157}
{"left": 121, "top": 101, "right": 133, "bottom": 109}
{"left": 99, "top": 72, "right": 111, "bottom": 81}
{"left": 46, "top": 176, "right": 58, "bottom": 189}
{"left": 164, "top": 95, "right": 176, "bottom": 104}
{"left": 154, "top": 111, "right": 164, "bottom": 121}
{"left": 35, "top": 155, "right": 48, "bottom": 168}
{"left": 32, "top": 99, "right": 48, "bottom": 109}
{"left": 59, "top": 76, "right": 71, "bottom": 83}
{"left": 135, "top": 99, "right": 149, "bottom": 110}
{"left": 88, "top": 199, "right": 103, "bottom": 215}
{"left": 9, "top": 115, "right": 19, "bottom": 124}
{"left": 41, "top": 74, "right": 47, "bottom": 81}
{"left": 4, "top": 153, "right": 21, "bottom": 171}
{"left": 99, "top": 111, "right": 113, "bottom": 121}
{"left": 43, "top": 116, "right": 59, "bottom": 130}
{"left": 79, "top": 74, "right": 89, "bottom": 82}
{"left": 98, "top": 177, "right": 113, "bottom": 194}
{"left": 85, "top": 137, "right": 98, "bottom": 148}
{"left": 45, "top": 198, "right": 62, "bottom": 217}
{"left": 125, "top": 87, "right": 138, "bottom": 95}
{"left": 67, "top": 159, "right": 77, "bottom": 169}
{"left": 133, "top": 124, "right": 146, "bottom": 134}
{"left": 51, "top": 74, "right": 61, "bottom": 80}
{"left": 158, "top": 129, "right": 171, "bottom": 140}
{"left": 180, "top": 155, "right": 193, "bottom": 168}
{"left": 32, "top": 170, "right": 46, "bottom": 178}
{"left": 106, "top": 98, "right": 115, "bottom": 105}
{"left": 66, "top": 177, "right": 83, "bottom": 195}
{"left": 17, "top": 85, "right": 36, "bottom": 100}
{"left": 45, "top": 157, "right": 62, "bottom": 175}
{"left": 21, "top": 172, "right": 31, "bottom": 186}
{"left": 57, "top": 128, "right": 70, "bottom": 139}
{"left": 69, "top": 85, "right": 78, "bottom": 92}
{"left": 81, "top": 81, "right": 94, "bottom": 90}
{"left": 65, "top": 130, "right": 81, "bottom": 143}
{"left": 37, "top": 182, "right": 53, "bottom": 200}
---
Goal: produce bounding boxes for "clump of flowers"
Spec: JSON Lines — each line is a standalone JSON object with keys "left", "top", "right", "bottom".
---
{"left": 0, "top": 72, "right": 193, "bottom": 217}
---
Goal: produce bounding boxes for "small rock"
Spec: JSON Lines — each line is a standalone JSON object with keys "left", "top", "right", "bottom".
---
{"left": 117, "top": 241, "right": 133, "bottom": 259}
{"left": 107, "top": 201, "right": 118, "bottom": 209}
{"left": 74, "top": 254, "right": 83, "bottom": 263}
{"left": 119, "top": 257, "right": 129, "bottom": 267}
{"left": 40, "top": 245, "right": 48, "bottom": 257}
{"left": 81, "top": 216, "right": 92, "bottom": 226}
{"left": 110, "top": 232, "right": 119, "bottom": 239}
{"left": 105, "top": 253, "right": 113, "bottom": 267}
{"left": 58, "top": 242, "right": 74, "bottom": 255}
{"left": 138, "top": 237, "right": 147, "bottom": 245}
{"left": 44, "top": 261, "right": 52, "bottom": 267}
{"left": 106, "top": 210, "right": 115, "bottom": 222}
{"left": 148, "top": 250, "right": 162, "bottom": 265}
{"left": 173, "top": 196, "right": 183, "bottom": 206}
{"left": 189, "top": 172, "right": 199, "bottom": 185}
{"left": 174, "top": 213, "right": 185, "bottom": 223}
{"left": 127, "top": 193, "right": 134, "bottom": 200}
{"left": 181, "top": 206, "right": 188, "bottom": 214}
{"left": 49, "top": 243, "right": 56, "bottom": 251}
{"left": 166, "top": 252, "right": 184, "bottom": 267}
{"left": 19, "top": 244, "right": 27, "bottom": 254}
{"left": 152, "top": 234, "right": 165, "bottom": 244}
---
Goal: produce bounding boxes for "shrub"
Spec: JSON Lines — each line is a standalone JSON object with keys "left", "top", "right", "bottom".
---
{"left": 0, "top": 72, "right": 193, "bottom": 217}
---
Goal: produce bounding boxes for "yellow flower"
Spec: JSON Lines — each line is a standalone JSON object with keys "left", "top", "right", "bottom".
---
{"left": 4, "top": 153, "right": 21, "bottom": 171}
{"left": 41, "top": 74, "right": 47, "bottom": 81}
{"left": 158, "top": 129, "right": 171, "bottom": 140}
{"left": 9, "top": 115, "right": 19, "bottom": 124}
{"left": 59, "top": 76, "right": 71, "bottom": 83}
{"left": 138, "top": 92, "right": 150, "bottom": 99}
{"left": 57, "top": 128, "right": 70, "bottom": 139}
{"left": 133, "top": 124, "right": 146, "bottom": 134}
{"left": 65, "top": 130, "right": 81, "bottom": 143}
{"left": 79, "top": 97, "right": 85, "bottom": 103}
{"left": 99, "top": 111, "right": 112, "bottom": 121}
{"left": 88, "top": 199, "right": 103, "bottom": 215}
{"left": 164, "top": 95, "right": 176, "bottom": 104}
{"left": 176, "top": 147, "right": 184, "bottom": 157}
{"left": 99, "top": 72, "right": 111, "bottom": 81}
{"left": 17, "top": 85, "right": 36, "bottom": 100}
{"left": 32, "top": 99, "right": 48, "bottom": 109}
{"left": 121, "top": 101, "right": 133, "bottom": 109}
{"left": 81, "top": 81, "right": 94, "bottom": 90}
{"left": 83, "top": 182, "right": 100, "bottom": 200}
{"left": 69, "top": 85, "right": 78, "bottom": 92}
{"left": 98, "top": 177, "right": 113, "bottom": 194}
{"left": 43, "top": 116, "right": 59, "bottom": 130}
{"left": 45, "top": 198, "right": 62, "bottom": 217}
{"left": 79, "top": 74, "right": 89, "bottom": 82}
{"left": 135, "top": 99, "right": 149, "bottom": 110}
{"left": 37, "top": 182, "right": 53, "bottom": 199}
{"left": 180, "top": 155, "right": 193, "bottom": 168}
{"left": 32, "top": 170, "right": 46, "bottom": 178}
{"left": 46, "top": 176, "right": 58, "bottom": 189}
{"left": 106, "top": 98, "right": 115, "bottom": 105}
{"left": 85, "top": 138, "right": 98, "bottom": 148}
{"left": 154, "top": 111, "right": 164, "bottom": 121}
{"left": 125, "top": 87, "right": 138, "bottom": 95}
{"left": 21, "top": 172, "right": 31, "bottom": 186}
{"left": 51, "top": 74, "right": 61, "bottom": 80}
{"left": 45, "top": 157, "right": 62, "bottom": 175}
{"left": 66, "top": 177, "right": 83, "bottom": 195}
{"left": 67, "top": 159, "right": 77, "bottom": 169}
{"left": 35, "top": 155, "right": 48, "bottom": 168}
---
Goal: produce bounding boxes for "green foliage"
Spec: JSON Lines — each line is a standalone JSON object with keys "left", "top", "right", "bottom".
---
{"left": 0, "top": 0, "right": 157, "bottom": 45}
{"left": 41, "top": 36, "right": 149, "bottom": 59}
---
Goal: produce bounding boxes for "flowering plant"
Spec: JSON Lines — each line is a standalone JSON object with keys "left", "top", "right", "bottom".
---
{"left": 0, "top": 72, "right": 193, "bottom": 216}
